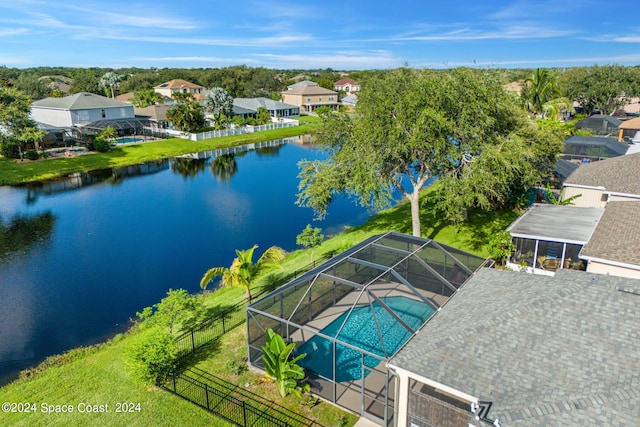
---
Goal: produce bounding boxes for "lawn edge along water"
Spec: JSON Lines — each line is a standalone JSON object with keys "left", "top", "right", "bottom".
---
{"left": 0, "top": 118, "right": 320, "bottom": 186}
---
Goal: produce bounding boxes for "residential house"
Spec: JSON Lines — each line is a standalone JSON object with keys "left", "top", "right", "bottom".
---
{"left": 341, "top": 93, "right": 358, "bottom": 112}
{"left": 134, "top": 104, "right": 171, "bottom": 129}
{"left": 579, "top": 201, "right": 640, "bottom": 279}
{"left": 153, "top": 79, "right": 206, "bottom": 100}
{"left": 115, "top": 92, "right": 135, "bottom": 103}
{"left": 618, "top": 116, "right": 640, "bottom": 143}
{"left": 281, "top": 85, "right": 339, "bottom": 113}
{"left": 30, "top": 92, "right": 135, "bottom": 128}
{"left": 389, "top": 267, "right": 640, "bottom": 427}
{"left": 334, "top": 78, "right": 360, "bottom": 94}
{"left": 286, "top": 80, "right": 318, "bottom": 91}
{"left": 560, "top": 135, "right": 629, "bottom": 164}
{"left": 232, "top": 98, "right": 299, "bottom": 120}
{"left": 562, "top": 152, "right": 640, "bottom": 207}
{"left": 38, "top": 75, "right": 73, "bottom": 95}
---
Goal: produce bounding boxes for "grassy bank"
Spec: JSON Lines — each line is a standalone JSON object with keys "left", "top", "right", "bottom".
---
{"left": 0, "top": 186, "right": 518, "bottom": 426}
{"left": 0, "top": 117, "right": 320, "bottom": 186}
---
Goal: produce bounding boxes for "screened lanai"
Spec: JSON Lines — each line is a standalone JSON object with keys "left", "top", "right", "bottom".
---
{"left": 247, "top": 232, "right": 488, "bottom": 424}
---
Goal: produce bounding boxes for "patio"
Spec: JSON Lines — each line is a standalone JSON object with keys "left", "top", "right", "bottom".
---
{"left": 506, "top": 204, "right": 604, "bottom": 274}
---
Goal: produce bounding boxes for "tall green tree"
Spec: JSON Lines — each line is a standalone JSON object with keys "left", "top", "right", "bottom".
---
{"left": 558, "top": 65, "right": 640, "bottom": 115}
{"left": 200, "top": 244, "right": 285, "bottom": 301}
{"left": 69, "top": 70, "right": 100, "bottom": 94}
{"left": 166, "top": 93, "right": 205, "bottom": 133}
{"left": 297, "top": 67, "right": 558, "bottom": 237}
{"left": 0, "top": 87, "right": 45, "bottom": 158}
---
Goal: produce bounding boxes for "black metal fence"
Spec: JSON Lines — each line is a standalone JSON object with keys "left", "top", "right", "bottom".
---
{"left": 161, "top": 369, "right": 320, "bottom": 427}
{"left": 174, "top": 254, "right": 332, "bottom": 362}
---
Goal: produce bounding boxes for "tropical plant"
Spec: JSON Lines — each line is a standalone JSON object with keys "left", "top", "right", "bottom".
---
{"left": 204, "top": 87, "right": 233, "bottom": 127}
{"left": 200, "top": 244, "right": 285, "bottom": 301}
{"left": 99, "top": 126, "right": 118, "bottom": 140}
{"left": 544, "top": 183, "right": 582, "bottom": 205}
{"left": 261, "top": 328, "right": 309, "bottom": 397}
{"left": 166, "top": 93, "right": 205, "bottom": 133}
{"left": 131, "top": 89, "right": 162, "bottom": 108}
{"left": 99, "top": 71, "right": 122, "bottom": 98}
{"left": 521, "top": 68, "right": 562, "bottom": 117}
{"left": 256, "top": 106, "right": 271, "bottom": 125}
{"left": 487, "top": 230, "right": 515, "bottom": 266}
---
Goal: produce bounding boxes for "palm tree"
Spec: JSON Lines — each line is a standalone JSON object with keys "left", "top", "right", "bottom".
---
{"left": 200, "top": 245, "right": 285, "bottom": 301}
{"left": 99, "top": 72, "right": 121, "bottom": 99}
{"left": 131, "top": 89, "right": 162, "bottom": 108}
{"left": 521, "top": 68, "right": 564, "bottom": 117}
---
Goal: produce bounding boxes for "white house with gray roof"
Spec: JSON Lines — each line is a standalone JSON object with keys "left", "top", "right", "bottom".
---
{"left": 31, "top": 92, "right": 135, "bottom": 128}
{"left": 389, "top": 267, "right": 640, "bottom": 427}
{"left": 232, "top": 98, "right": 299, "bottom": 119}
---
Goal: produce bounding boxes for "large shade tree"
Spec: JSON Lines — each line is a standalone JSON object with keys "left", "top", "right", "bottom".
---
{"left": 0, "top": 87, "right": 45, "bottom": 158}
{"left": 558, "top": 65, "right": 640, "bottom": 115}
{"left": 200, "top": 245, "right": 285, "bottom": 301}
{"left": 166, "top": 93, "right": 205, "bottom": 133}
{"left": 297, "top": 67, "right": 562, "bottom": 237}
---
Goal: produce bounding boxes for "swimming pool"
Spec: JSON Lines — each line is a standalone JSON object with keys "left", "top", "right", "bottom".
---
{"left": 116, "top": 137, "right": 144, "bottom": 144}
{"left": 297, "top": 296, "right": 435, "bottom": 382}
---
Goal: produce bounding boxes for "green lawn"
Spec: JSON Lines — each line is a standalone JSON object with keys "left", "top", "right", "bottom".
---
{"left": 0, "top": 118, "right": 320, "bottom": 185}
{"left": 0, "top": 183, "right": 518, "bottom": 426}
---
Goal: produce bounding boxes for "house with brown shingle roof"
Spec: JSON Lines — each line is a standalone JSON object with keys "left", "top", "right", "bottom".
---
{"left": 562, "top": 152, "right": 640, "bottom": 207}
{"left": 153, "top": 79, "right": 206, "bottom": 100}
{"left": 580, "top": 201, "right": 640, "bottom": 278}
{"left": 281, "top": 85, "right": 339, "bottom": 113}
{"left": 334, "top": 78, "right": 360, "bottom": 94}
{"left": 618, "top": 116, "right": 640, "bottom": 143}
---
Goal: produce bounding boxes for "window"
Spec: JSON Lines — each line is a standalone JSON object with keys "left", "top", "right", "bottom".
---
{"left": 329, "top": 95, "right": 334, "bottom": 101}
{"left": 307, "top": 97, "right": 311, "bottom": 102}
{"left": 101, "top": 109, "right": 106, "bottom": 119}
{"left": 318, "top": 96, "right": 322, "bottom": 102}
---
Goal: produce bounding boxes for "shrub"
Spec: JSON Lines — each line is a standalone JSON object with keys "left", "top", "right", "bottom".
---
{"left": 92, "top": 136, "right": 111, "bottom": 153}
{"left": 126, "top": 327, "right": 178, "bottom": 383}
{"left": 487, "top": 230, "right": 515, "bottom": 266}
{"left": 1, "top": 141, "right": 21, "bottom": 159}
{"left": 24, "top": 149, "right": 40, "bottom": 160}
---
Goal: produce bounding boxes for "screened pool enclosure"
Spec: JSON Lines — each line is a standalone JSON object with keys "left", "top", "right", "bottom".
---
{"left": 247, "top": 232, "right": 488, "bottom": 424}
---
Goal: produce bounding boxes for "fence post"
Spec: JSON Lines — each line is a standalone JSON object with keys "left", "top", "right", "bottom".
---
{"left": 172, "top": 371, "right": 177, "bottom": 392}
{"left": 242, "top": 400, "right": 247, "bottom": 427}
{"left": 222, "top": 316, "right": 226, "bottom": 334}
{"left": 191, "top": 330, "right": 195, "bottom": 353}
{"left": 205, "top": 384, "right": 210, "bottom": 409}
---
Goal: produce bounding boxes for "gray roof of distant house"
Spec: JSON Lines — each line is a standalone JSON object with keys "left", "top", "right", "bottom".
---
{"left": 389, "top": 267, "right": 640, "bottom": 426}
{"left": 506, "top": 203, "right": 604, "bottom": 244}
{"left": 564, "top": 152, "right": 640, "bottom": 194}
{"left": 287, "top": 80, "right": 318, "bottom": 90}
{"left": 32, "top": 92, "right": 132, "bottom": 110}
{"left": 564, "top": 135, "right": 629, "bottom": 157}
{"left": 233, "top": 97, "right": 298, "bottom": 112}
{"left": 553, "top": 158, "right": 579, "bottom": 180}
{"left": 575, "top": 114, "right": 622, "bottom": 130}
{"left": 342, "top": 93, "right": 358, "bottom": 105}
{"left": 580, "top": 201, "right": 640, "bottom": 266}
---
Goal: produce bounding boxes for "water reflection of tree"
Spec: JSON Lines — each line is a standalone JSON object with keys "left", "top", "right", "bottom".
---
{"left": 255, "top": 144, "right": 284, "bottom": 157}
{"left": 0, "top": 212, "right": 56, "bottom": 261}
{"left": 170, "top": 158, "right": 207, "bottom": 179}
{"left": 210, "top": 154, "right": 238, "bottom": 182}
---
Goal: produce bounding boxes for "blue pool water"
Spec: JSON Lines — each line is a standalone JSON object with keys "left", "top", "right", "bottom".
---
{"left": 117, "top": 137, "right": 144, "bottom": 144}
{"left": 297, "top": 296, "right": 435, "bottom": 382}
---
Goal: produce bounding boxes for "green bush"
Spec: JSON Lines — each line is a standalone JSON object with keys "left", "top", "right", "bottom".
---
{"left": 1, "top": 141, "right": 21, "bottom": 159}
{"left": 126, "top": 327, "right": 178, "bottom": 383}
{"left": 92, "top": 136, "right": 111, "bottom": 153}
{"left": 24, "top": 149, "right": 40, "bottom": 160}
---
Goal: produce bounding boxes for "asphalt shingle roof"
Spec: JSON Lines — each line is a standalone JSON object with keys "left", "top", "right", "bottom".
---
{"left": 580, "top": 201, "right": 640, "bottom": 266}
{"left": 389, "top": 267, "right": 640, "bottom": 426}
{"left": 564, "top": 152, "right": 640, "bottom": 195}
{"left": 282, "top": 85, "right": 338, "bottom": 95}
{"left": 233, "top": 97, "right": 297, "bottom": 112}
{"left": 32, "top": 92, "right": 132, "bottom": 110}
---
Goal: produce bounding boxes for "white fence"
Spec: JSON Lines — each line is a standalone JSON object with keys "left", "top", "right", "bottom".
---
{"left": 178, "top": 120, "right": 299, "bottom": 142}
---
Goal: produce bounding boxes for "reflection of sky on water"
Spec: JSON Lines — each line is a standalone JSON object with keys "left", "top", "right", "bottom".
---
{"left": 0, "top": 142, "right": 375, "bottom": 385}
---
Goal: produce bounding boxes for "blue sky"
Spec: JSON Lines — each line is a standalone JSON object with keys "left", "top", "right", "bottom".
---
{"left": 1, "top": 0, "right": 639, "bottom": 70}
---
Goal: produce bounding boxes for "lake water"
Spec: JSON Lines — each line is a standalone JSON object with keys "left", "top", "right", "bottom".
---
{"left": 0, "top": 138, "right": 374, "bottom": 386}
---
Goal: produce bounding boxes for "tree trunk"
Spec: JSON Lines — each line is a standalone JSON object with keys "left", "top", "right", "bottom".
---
{"left": 409, "top": 190, "right": 421, "bottom": 237}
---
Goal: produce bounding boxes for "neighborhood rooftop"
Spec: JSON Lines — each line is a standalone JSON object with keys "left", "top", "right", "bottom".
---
{"left": 564, "top": 152, "right": 640, "bottom": 194}
{"left": 581, "top": 201, "right": 640, "bottom": 268}
{"left": 506, "top": 204, "right": 603, "bottom": 244}
{"left": 389, "top": 267, "right": 640, "bottom": 426}
{"left": 31, "top": 92, "right": 131, "bottom": 110}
